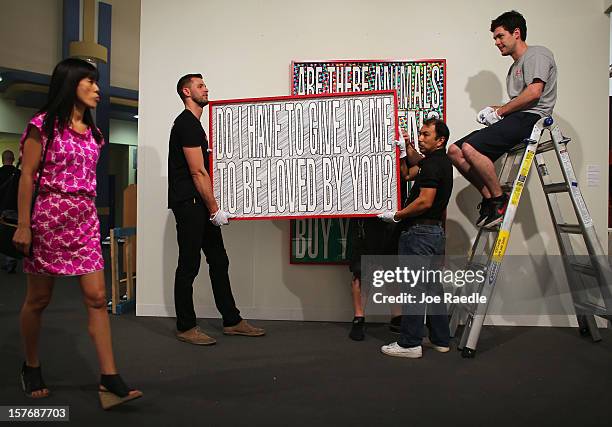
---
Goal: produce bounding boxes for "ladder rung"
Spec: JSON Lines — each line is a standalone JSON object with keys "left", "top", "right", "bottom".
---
{"left": 479, "top": 226, "right": 500, "bottom": 233}
{"left": 479, "top": 226, "right": 501, "bottom": 233}
{"left": 535, "top": 138, "right": 571, "bottom": 154}
{"left": 558, "top": 224, "right": 582, "bottom": 234}
{"left": 570, "top": 262, "right": 596, "bottom": 277}
{"left": 508, "top": 138, "right": 537, "bottom": 148}
{"left": 508, "top": 143, "right": 527, "bottom": 154}
{"left": 478, "top": 226, "right": 499, "bottom": 233}
{"left": 506, "top": 137, "right": 572, "bottom": 156}
{"left": 466, "top": 262, "right": 487, "bottom": 271}
{"left": 535, "top": 140, "right": 554, "bottom": 153}
{"left": 543, "top": 182, "right": 569, "bottom": 194}
{"left": 574, "top": 302, "right": 610, "bottom": 318}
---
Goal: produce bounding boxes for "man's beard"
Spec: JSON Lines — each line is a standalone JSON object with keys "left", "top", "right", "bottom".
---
{"left": 193, "top": 96, "right": 209, "bottom": 107}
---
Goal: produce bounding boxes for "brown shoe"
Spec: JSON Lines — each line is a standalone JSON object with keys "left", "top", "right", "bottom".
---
{"left": 176, "top": 326, "right": 216, "bottom": 345}
{"left": 223, "top": 320, "right": 266, "bottom": 337}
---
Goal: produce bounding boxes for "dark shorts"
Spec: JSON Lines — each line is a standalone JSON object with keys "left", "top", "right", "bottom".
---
{"left": 348, "top": 218, "right": 400, "bottom": 280}
{"left": 453, "top": 112, "right": 541, "bottom": 162}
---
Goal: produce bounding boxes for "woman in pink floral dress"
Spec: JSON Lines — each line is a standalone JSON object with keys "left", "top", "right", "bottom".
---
{"left": 13, "top": 58, "right": 142, "bottom": 409}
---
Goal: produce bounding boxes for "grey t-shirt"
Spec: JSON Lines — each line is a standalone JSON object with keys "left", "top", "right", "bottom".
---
{"left": 506, "top": 45, "right": 557, "bottom": 117}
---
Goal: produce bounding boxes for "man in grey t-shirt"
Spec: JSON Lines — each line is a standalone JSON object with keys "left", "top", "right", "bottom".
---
{"left": 449, "top": 10, "right": 557, "bottom": 227}
{"left": 507, "top": 45, "right": 556, "bottom": 118}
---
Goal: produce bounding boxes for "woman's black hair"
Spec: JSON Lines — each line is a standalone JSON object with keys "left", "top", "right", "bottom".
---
{"left": 38, "top": 58, "right": 103, "bottom": 144}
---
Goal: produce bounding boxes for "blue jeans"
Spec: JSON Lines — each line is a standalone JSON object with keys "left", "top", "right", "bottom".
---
{"left": 397, "top": 224, "right": 450, "bottom": 348}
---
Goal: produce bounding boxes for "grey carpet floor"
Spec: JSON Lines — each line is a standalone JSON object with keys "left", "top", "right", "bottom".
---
{"left": 0, "top": 270, "right": 611, "bottom": 427}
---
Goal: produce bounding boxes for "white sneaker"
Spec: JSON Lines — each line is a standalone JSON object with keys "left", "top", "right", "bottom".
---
{"left": 381, "top": 342, "right": 422, "bottom": 358}
{"left": 422, "top": 337, "right": 450, "bottom": 353}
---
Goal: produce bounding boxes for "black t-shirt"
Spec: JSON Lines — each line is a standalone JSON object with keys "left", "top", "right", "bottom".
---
{"left": 0, "top": 164, "right": 17, "bottom": 187}
{"left": 403, "top": 148, "right": 453, "bottom": 224}
{"left": 0, "top": 165, "right": 19, "bottom": 211}
{"left": 167, "top": 109, "right": 209, "bottom": 208}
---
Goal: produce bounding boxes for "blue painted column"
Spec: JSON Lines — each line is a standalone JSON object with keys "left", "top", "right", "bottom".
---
{"left": 62, "top": 0, "right": 80, "bottom": 59}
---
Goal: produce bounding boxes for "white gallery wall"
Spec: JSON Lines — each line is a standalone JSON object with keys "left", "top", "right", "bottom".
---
{"left": 137, "top": 0, "right": 609, "bottom": 326}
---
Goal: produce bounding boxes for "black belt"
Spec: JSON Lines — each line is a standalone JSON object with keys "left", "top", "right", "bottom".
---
{"left": 178, "top": 197, "right": 203, "bottom": 206}
{"left": 405, "top": 218, "right": 443, "bottom": 227}
{"left": 172, "top": 197, "right": 206, "bottom": 210}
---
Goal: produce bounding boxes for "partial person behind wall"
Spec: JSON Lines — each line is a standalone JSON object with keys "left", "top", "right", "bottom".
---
{"left": 0, "top": 149, "right": 19, "bottom": 273}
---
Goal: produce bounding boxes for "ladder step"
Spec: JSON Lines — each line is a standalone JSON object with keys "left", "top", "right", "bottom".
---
{"left": 535, "top": 139, "right": 554, "bottom": 153}
{"left": 570, "top": 262, "right": 596, "bottom": 277}
{"left": 535, "top": 138, "right": 571, "bottom": 154}
{"left": 574, "top": 302, "right": 611, "bottom": 319}
{"left": 478, "top": 226, "right": 499, "bottom": 233}
{"left": 543, "top": 182, "right": 568, "bottom": 194}
{"left": 505, "top": 137, "right": 572, "bottom": 156}
{"left": 558, "top": 224, "right": 582, "bottom": 234}
{"left": 466, "top": 262, "right": 488, "bottom": 271}
{"left": 508, "top": 143, "right": 527, "bottom": 154}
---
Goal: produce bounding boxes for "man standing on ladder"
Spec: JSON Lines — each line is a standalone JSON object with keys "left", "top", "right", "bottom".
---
{"left": 448, "top": 10, "right": 557, "bottom": 228}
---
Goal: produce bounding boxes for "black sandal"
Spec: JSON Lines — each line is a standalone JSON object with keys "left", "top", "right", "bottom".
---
{"left": 98, "top": 374, "right": 143, "bottom": 410}
{"left": 20, "top": 363, "right": 49, "bottom": 398}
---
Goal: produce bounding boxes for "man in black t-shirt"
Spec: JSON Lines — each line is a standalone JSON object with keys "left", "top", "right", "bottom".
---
{"left": 346, "top": 218, "right": 402, "bottom": 341}
{"left": 378, "top": 118, "right": 453, "bottom": 359}
{"left": 168, "top": 73, "right": 264, "bottom": 345}
{"left": 0, "top": 150, "right": 17, "bottom": 187}
{"left": 0, "top": 150, "right": 18, "bottom": 273}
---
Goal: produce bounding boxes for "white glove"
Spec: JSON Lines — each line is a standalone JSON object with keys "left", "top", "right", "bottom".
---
{"left": 482, "top": 109, "right": 502, "bottom": 126}
{"left": 378, "top": 212, "right": 399, "bottom": 223}
{"left": 210, "top": 209, "right": 235, "bottom": 226}
{"left": 394, "top": 138, "right": 407, "bottom": 159}
{"left": 476, "top": 107, "right": 495, "bottom": 124}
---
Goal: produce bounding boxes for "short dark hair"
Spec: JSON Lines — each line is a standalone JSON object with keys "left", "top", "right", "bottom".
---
{"left": 176, "top": 73, "right": 203, "bottom": 100}
{"left": 423, "top": 118, "right": 450, "bottom": 144}
{"left": 491, "top": 10, "right": 527, "bottom": 41}
{"left": 2, "top": 149, "right": 15, "bottom": 164}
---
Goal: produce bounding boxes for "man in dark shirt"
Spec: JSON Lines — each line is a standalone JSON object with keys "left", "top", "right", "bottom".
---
{"left": 168, "top": 73, "right": 264, "bottom": 345}
{"left": 0, "top": 150, "right": 17, "bottom": 188}
{"left": 378, "top": 118, "right": 453, "bottom": 358}
{"left": 346, "top": 218, "right": 402, "bottom": 341}
{"left": 0, "top": 150, "right": 18, "bottom": 273}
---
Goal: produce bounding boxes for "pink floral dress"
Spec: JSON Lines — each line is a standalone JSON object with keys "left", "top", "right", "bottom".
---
{"left": 19, "top": 113, "right": 104, "bottom": 276}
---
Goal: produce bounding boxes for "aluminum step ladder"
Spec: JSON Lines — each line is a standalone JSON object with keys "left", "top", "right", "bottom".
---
{"left": 448, "top": 116, "right": 612, "bottom": 358}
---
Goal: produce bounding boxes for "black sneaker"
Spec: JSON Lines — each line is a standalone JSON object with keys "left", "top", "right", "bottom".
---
{"left": 483, "top": 194, "right": 509, "bottom": 228}
{"left": 389, "top": 316, "right": 402, "bottom": 334}
{"left": 476, "top": 198, "right": 493, "bottom": 227}
{"left": 349, "top": 317, "right": 365, "bottom": 341}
